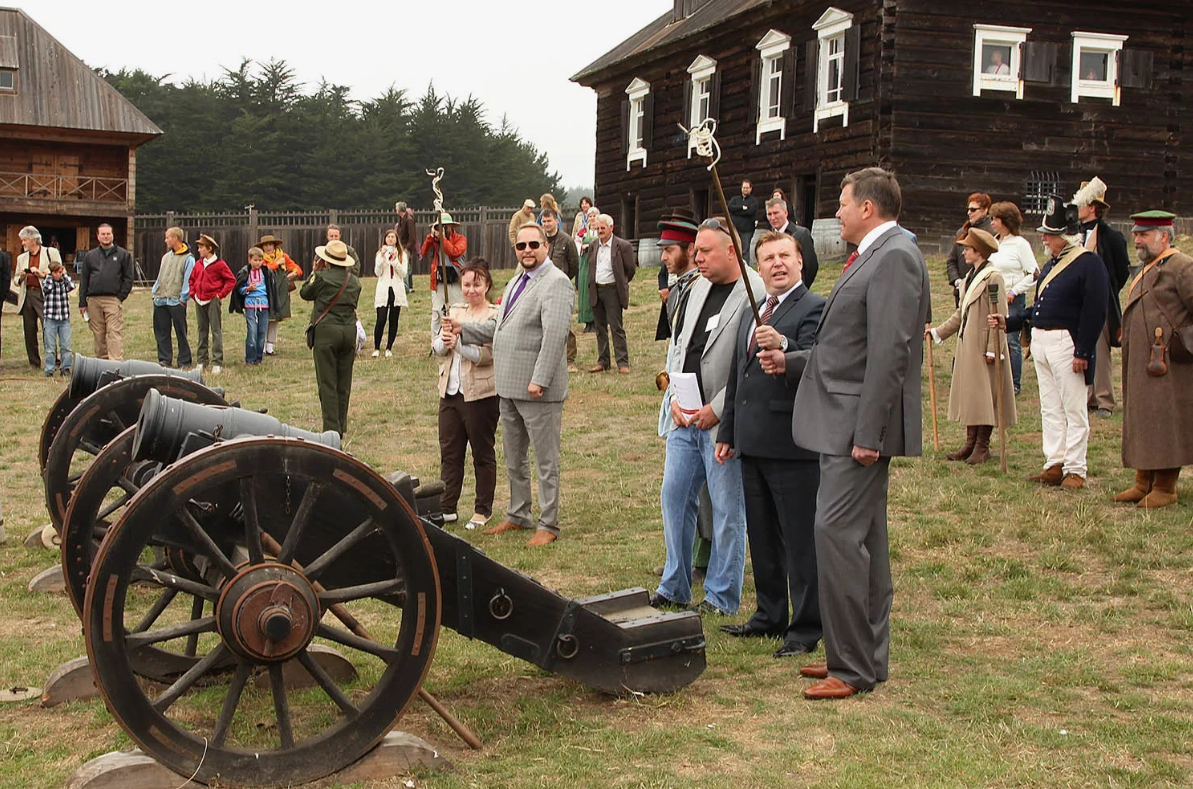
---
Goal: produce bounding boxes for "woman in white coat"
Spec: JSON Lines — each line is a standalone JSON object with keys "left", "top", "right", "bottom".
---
{"left": 372, "top": 228, "right": 408, "bottom": 357}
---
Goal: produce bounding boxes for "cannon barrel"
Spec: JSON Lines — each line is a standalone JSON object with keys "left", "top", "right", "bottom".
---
{"left": 133, "top": 389, "right": 340, "bottom": 464}
{"left": 70, "top": 354, "right": 205, "bottom": 400}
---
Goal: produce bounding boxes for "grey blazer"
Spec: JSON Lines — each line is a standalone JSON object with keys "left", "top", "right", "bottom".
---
{"left": 670, "top": 268, "right": 766, "bottom": 420}
{"left": 459, "top": 260, "right": 574, "bottom": 402}
{"left": 789, "top": 226, "right": 931, "bottom": 457}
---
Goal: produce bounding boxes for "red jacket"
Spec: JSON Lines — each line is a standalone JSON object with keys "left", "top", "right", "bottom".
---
{"left": 421, "top": 231, "right": 468, "bottom": 291}
{"left": 188, "top": 257, "right": 237, "bottom": 302}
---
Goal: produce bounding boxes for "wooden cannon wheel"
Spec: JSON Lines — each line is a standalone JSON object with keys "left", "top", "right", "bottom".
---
{"left": 83, "top": 437, "right": 441, "bottom": 788}
{"left": 39, "top": 388, "right": 82, "bottom": 472}
{"left": 43, "top": 375, "right": 226, "bottom": 535}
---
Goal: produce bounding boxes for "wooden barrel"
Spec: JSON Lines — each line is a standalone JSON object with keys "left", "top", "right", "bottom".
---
{"left": 810, "top": 218, "right": 848, "bottom": 264}
{"left": 637, "top": 238, "right": 663, "bottom": 269}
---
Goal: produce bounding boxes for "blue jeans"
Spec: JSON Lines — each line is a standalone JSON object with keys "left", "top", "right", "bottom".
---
{"left": 43, "top": 317, "right": 72, "bottom": 373}
{"left": 1007, "top": 293, "right": 1025, "bottom": 392}
{"left": 245, "top": 308, "right": 269, "bottom": 363}
{"left": 657, "top": 424, "right": 747, "bottom": 613}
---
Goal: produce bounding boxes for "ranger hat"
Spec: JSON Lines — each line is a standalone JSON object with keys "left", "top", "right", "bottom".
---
{"left": 195, "top": 233, "right": 220, "bottom": 253}
{"left": 314, "top": 239, "right": 354, "bottom": 267}
{"left": 1129, "top": 209, "right": 1177, "bottom": 234}
{"left": 960, "top": 227, "right": 1000, "bottom": 259}
{"left": 1036, "top": 195, "right": 1080, "bottom": 235}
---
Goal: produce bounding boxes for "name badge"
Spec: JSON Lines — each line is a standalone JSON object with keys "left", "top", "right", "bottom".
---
{"left": 704, "top": 314, "right": 720, "bottom": 333}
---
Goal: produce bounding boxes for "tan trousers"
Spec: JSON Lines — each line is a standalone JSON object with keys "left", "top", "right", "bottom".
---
{"left": 1087, "top": 319, "right": 1115, "bottom": 412}
{"left": 87, "top": 295, "right": 124, "bottom": 360}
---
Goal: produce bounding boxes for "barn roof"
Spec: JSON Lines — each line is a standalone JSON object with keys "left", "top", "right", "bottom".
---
{"left": 571, "top": 0, "right": 770, "bottom": 84}
{"left": 0, "top": 6, "right": 162, "bottom": 140}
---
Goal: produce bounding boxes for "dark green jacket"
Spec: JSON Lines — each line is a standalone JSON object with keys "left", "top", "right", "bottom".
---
{"left": 300, "top": 266, "right": 360, "bottom": 326}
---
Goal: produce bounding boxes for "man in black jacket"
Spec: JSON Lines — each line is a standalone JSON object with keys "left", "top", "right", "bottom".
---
{"left": 715, "top": 230, "right": 826, "bottom": 658}
{"left": 728, "top": 179, "right": 761, "bottom": 264}
{"left": 1072, "top": 178, "right": 1130, "bottom": 417}
{"left": 78, "top": 223, "right": 134, "bottom": 360}
{"left": 543, "top": 209, "right": 580, "bottom": 372}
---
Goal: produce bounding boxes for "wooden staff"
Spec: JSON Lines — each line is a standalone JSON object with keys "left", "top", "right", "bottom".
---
{"left": 988, "top": 283, "right": 1008, "bottom": 472}
{"left": 925, "top": 327, "right": 940, "bottom": 452}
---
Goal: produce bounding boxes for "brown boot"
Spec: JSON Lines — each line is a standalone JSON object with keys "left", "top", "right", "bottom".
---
{"left": 1139, "top": 468, "right": 1180, "bottom": 509}
{"left": 1112, "top": 469, "right": 1154, "bottom": 503}
{"left": 965, "top": 426, "right": 993, "bottom": 465}
{"left": 1027, "top": 465, "right": 1064, "bottom": 486}
{"left": 946, "top": 426, "right": 978, "bottom": 461}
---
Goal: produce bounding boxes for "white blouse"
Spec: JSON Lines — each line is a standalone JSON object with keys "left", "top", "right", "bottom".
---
{"left": 988, "top": 234, "right": 1039, "bottom": 298}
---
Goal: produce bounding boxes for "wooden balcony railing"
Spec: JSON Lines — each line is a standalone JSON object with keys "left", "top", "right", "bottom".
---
{"left": 0, "top": 172, "right": 129, "bottom": 203}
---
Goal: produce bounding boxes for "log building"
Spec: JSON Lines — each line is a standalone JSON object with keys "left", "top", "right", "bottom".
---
{"left": 0, "top": 6, "right": 160, "bottom": 281}
{"left": 572, "top": 0, "right": 1190, "bottom": 251}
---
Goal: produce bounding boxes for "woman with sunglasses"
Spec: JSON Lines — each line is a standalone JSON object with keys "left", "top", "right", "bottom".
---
{"left": 946, "top": 193, "right": 993, "bottom": 306}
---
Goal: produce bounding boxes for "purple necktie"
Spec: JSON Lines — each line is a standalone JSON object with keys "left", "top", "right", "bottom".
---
{"left": 505, "top": 273, "right": 529, "bottom": 315}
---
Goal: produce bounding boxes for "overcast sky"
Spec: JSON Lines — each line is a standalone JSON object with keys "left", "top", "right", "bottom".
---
{"left": 32, "top": 0, "right": 670, "bottom": 189}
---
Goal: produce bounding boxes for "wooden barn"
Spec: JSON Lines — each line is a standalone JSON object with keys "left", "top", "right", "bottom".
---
{"left": 572, "top": 0, "right": 1190, "bottom": 252}
{"left": 0, "top": 6, "right": 160, "bottom": 276}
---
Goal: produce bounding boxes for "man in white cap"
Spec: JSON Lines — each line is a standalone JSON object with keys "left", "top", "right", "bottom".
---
{"left": 508, "top": 199, "right": 537, "bottom": 248}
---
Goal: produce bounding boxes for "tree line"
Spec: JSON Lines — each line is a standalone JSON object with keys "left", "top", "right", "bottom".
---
{"left": 103, "top": 59, "right": 562, "bottom": 214}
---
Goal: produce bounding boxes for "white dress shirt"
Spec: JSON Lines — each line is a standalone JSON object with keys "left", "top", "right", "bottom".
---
{"left": 595, "top": 238, "right": 615, "bottom": 285}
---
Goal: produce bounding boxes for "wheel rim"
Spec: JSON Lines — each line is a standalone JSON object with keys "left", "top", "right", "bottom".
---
{"left": 84, "top": 438, "right": 441, "bottom": 788}
{"left": 39, "top": 388, "right": 81, "bottom": 472}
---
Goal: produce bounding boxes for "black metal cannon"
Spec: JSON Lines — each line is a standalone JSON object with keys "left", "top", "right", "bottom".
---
{"left": 76, "top": 393, "right": 705, "bottom": 788}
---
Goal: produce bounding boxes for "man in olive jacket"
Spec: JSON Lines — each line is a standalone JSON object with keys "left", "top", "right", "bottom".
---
{"left": 543, "top": 208, "right": 580, "bottom": 371}
{"left": 587, "top": 213, "right": 636, "bottom": 373}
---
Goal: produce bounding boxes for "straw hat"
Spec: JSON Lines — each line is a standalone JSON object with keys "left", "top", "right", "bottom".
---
{"left": 960, "top": 227, "right": 999, "bottom": 258}
{"left": 315, "top": 239, "right": 354, "bottom": 267}
{"left": 257, "top": 233, "right": 285, "bottom": 247}
{"left": 432, "top": 212, "right": 460, "bottom": 229}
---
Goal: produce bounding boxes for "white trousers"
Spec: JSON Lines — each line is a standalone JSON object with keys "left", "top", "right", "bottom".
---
{"left": 1031, "top": 328, "right": 1090, "bottom": 477}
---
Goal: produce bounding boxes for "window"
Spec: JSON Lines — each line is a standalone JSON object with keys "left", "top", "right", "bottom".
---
{"left": 1024, "top": 171, "right": 1062, "bottom": 216}
{"left": 624, "top": 78, "right": 651, "bottom": 170}
{"left": 1071, "top": 32, "right": 1128, "bottom": 105}
{"left": 0, "top": 69, "right": 14, "bottom": 93}
{"left": 972, "top": 24, "right": 1031, "bottom": 98}
{"left": 811, "top": 7, "right": 855, "bottom": 132}
{"left": 755, "top": 29, "right": 791, "bottom": 143}
{"left": 685, "top": 56, "right": 719, "bottom": 157}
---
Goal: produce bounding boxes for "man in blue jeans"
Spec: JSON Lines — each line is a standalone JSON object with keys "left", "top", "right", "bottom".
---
{"left": 652, "top": 219, "right": 765, "bottom": 616}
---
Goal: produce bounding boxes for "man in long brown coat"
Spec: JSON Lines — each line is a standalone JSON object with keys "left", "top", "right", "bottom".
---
{"left": 1114, "top": 211, "right": 1193, "bottom": 509}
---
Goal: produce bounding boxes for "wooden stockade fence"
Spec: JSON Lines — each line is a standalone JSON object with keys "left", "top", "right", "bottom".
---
{"left": 133, "top": 206, "right": 579, "bottom": 281}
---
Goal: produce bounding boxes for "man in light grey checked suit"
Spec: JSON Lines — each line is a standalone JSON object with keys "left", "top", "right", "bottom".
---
{"left": 783, "top": 168, "right": 931, "bottom": 699}
{"left": 452, "top": 223, "right": 574, "bottom": 546}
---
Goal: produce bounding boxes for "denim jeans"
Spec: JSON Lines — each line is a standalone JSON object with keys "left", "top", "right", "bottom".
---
{"left": 1007, "top": 293, "right": 1025, "bottom": 392}
{"left": 244, "top": 308, "right": 269, "bottom": 364}
{"left": 657, "top": 424, "right": 747, "bottom": 613}
{"left": 43, "top": 317, "right": 72, "bottom": 373}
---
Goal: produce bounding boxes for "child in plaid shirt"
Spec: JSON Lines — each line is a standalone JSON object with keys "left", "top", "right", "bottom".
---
{"left": 41, "top": 260, "right": 74, "bottom": 377}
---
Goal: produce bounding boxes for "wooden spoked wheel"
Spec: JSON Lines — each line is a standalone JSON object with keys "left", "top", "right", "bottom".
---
{"left": 83, "top": 438, "right": 441, "bottom": 788}
{"left": 39, "top": 388, "right": 82, "bottom": 472}
{"left": 43, "top": 375, "right": 226, "bottom": 534}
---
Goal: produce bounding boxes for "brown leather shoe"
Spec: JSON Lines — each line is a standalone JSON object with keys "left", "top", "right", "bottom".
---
{"left": 799, "top": 663, "right": 829, "bottom": 679}
{"left": 1061, "top": 473, "right": 1085, "bottom": 489}
{"left": 482, "top": 520, "right": 527, "bottom": 535}
{"left": 618, "top": 366, "right": 630, "bottom": 374}
{"left": 1027, "top": 465, "right": 1064, "bottom": 486}
{"left": 1113, "top": 469, "right": 1154, "bottom": 503}
{"left": 589, "top": 364, "right": 607, "bottom": 373}
{"left": 526, "top": 530, "right": 557, "bottom": 546}
{"left": 1139, "top": 468, "right": 1179, "bottom": 509}
{"left": 803, "top": 676, "right": 861, "bottom": 700}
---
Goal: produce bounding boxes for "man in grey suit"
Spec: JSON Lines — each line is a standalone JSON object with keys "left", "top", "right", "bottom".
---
{"left": 450, "top": 224, "right": 575, "bottom": 546}
{"left": 652, "top": 218, "right": 765, "bottom": 615}
{"left": 784, "top": 168, "right": 931, "bottom": 699}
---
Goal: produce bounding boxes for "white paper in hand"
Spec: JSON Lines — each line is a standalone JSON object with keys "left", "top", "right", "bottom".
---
{"left": 669, "top": 372, "right": 703, "bottom": 425}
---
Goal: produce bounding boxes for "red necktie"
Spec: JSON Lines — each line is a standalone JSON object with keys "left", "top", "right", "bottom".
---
{"left": 748, "top": 295, "right": 780, "bottom": 357}
{"left": 843, "top": 250, "right": 860, "bottom": 272}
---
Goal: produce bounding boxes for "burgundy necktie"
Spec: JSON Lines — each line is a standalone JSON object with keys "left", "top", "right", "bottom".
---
{"left": 843, "top": 250, "right": 860, "bottom": 272}
{"left": 505, "top": 273, "right": 529, "bottom": 315}
{"left": 748, "top": 295, "right": 780, "bottom": 357}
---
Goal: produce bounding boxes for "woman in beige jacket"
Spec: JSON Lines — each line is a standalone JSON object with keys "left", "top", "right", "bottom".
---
{"left": 927, "top": 228, "right": 1017, "bottom": 464}
{"left": 432, "top": 262, "right": 500, "bottom": 529}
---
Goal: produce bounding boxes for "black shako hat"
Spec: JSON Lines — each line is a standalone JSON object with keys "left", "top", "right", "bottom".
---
{"left": 1036, "top": 195, "right": 1081, "bottom": 235}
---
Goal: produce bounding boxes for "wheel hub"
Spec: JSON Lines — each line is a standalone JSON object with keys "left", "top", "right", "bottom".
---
{"left": 217, "top": 564, "right": 319, "bottom": 663}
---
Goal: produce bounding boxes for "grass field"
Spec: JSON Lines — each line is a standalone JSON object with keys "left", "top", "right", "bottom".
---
{"left": 1, "top": 254, "right": 1191, "bottom": 789}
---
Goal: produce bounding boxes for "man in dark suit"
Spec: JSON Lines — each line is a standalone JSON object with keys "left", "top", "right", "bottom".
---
{"left": 763, "top": 197, "right": 818, "bottom": 288}
{"left": 587, "top": 213, "right": 636, "bottom": 373}
{"left": 784, "top": 168, "right": 931, "bottom": 699}
{"left": 715, "top": 231, "right": 826, "bottom": 658}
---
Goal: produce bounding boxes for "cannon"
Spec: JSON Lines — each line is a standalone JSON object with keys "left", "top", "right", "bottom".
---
{"left": 76, "top": 393, "right": 705, "bottom": 787}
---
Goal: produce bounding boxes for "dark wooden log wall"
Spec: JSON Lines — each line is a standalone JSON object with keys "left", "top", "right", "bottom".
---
{"left": 588, "top": 0, "right": 883, "bottom": 241}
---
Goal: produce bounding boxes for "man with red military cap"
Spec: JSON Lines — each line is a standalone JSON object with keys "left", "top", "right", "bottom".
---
{"left": 1113, "top": 210, "right": 1193, "bottom": 508}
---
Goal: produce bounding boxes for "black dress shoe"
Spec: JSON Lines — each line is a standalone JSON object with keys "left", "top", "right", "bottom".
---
{"left": 719, "top": 623, "right": 782, "bottom": 638}
{"left": 773, "top": 642, "right": 816, "bottom": 658}
{"left": 649, "top": 592, "right": 683, "bottom": 610}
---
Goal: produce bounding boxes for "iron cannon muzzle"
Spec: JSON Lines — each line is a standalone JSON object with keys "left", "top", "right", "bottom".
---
{"left": 133, "top": 389, "right": 341, "bottom": 464}
{"left": 70, "top": 354, "right": 206, "bottom": 400}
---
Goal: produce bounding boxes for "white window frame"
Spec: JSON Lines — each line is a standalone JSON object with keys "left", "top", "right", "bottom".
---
{"left": 812, "top": 7, "right": 853, "bottom": 133}
{"left": 755, "top": 29, "right": 791, "bottom": 144}
{"left": 686, "top": 55, "right": 717, "bottom": 157}
{"left": 1071, "top": 31, "right": 1128, "bottom": 106}
{"left": 972, "top": 24, "right": 1031, "bottom": 99}
{"left": 0, "top": 69, "right": 14, "bottom": 93}
{"left": 625, "top": 77, "right": 650, "bottom": 170}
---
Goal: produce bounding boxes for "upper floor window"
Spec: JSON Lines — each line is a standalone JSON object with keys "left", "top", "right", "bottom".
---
{"left": 811, "top": 7, "right": 857, "bottom": 133}
{"left": 1071, "top": 32, "right": 1128, "bottom": 105}
{"left": 685, "top": 55, "right": 719, "bottom": 157}
{"left": 754, "top": 29, "right": 792, "bottom": 143}
{"left": 972, "top": 24, "right": 1031, "bottom": 98}
{"left": 623, "top": 78, "right": 652, "bottom": 170}
{"left": 0, "top": 69, "right": 14, "bottom": 93}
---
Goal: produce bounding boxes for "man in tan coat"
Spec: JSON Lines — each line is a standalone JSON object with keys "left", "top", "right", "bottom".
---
{"left": 1113, "top": 211, "right": 1193, "bottom": 509}
{"left": 508, "top": 199, "right": 537, "bottom": 247}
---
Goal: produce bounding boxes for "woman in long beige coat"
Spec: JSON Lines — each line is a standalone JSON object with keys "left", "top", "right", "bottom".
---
{"left": 928, "top": 228, "right": 1017, "bottom": 464}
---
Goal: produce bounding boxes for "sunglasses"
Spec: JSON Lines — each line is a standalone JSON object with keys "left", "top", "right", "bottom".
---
{"left": 966, "top": 206, "right": 981, "bottom": 213}
{"left": 699, "top": 217, "right": 734, "bottom": 237}
{"left": 514, "top": 241, "right": 543, "bottom": 251}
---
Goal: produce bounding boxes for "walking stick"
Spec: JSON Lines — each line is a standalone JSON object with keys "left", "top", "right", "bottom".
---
{"left": 925, "top": 328, "right": 940, "bottom": 452}
{"left": 681, "top": 119, "right": 762, "bottom": 329}
{"left": 426, "top": 166, "right": 450, "bottom": 327}
{"left": 988, "top": 283, "right": 1008, "bottom": 472}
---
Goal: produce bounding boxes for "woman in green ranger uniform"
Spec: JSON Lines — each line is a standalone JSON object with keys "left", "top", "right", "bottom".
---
{"left": 301, "top": 239, "right": 361, "bottom": 436}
